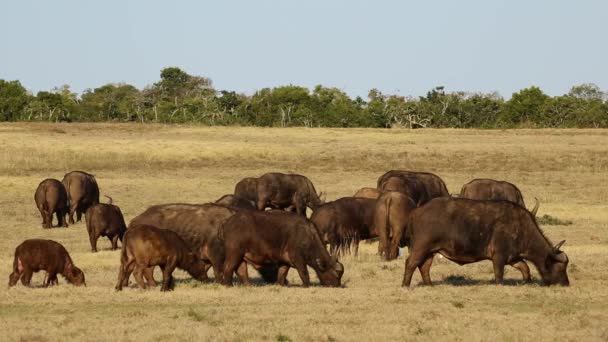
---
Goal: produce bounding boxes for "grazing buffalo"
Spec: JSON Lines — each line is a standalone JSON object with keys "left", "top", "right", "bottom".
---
{"left": 401, "top": 198, "right": 569, "bottom": 287}
{"left": 62, "top": 171, "right": 100, "bottom": 224}
{"left": 9, "top": 239, "right": 85, "bottom": 287}
{"left": 377, "top": 170, "right": 449, "bottom": 199}
{"left": 374, "top": 191, "right": 417, "bottom": 260}
{"left": 234, "top": 177, "right": 258, "bottom": 204}
{"left": 353, "top": 187, "right": 381, "bottom": 199}
{"left": 85, "top": 196, "right": 127, "bottom": 252}
{"left": 214, "top": 194, "right": 256, "bottom": 209}
{"left": 310, "top": 197, "right": 376, "bottom": 256}
{"left": 460, "top": 178, "right": 539, "bottom": 215}
{"left": 255, "top": 172, "right": 325, "bottom": 215}
{"left": 128, "top": 203, "right": 280, "bottom": 284}
{"left": 34, "top": 178, "right": 68, "bottom": 228}
{"left": 379, "top": 176, "right": 429, "bottom": 206}
{"left": 116, "top": 224, "right": 207, "bottom": 291}
{"left": 220, "top": 210, "right": 344, "bottom": 287}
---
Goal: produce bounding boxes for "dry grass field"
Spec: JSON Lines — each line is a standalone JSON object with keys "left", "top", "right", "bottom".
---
{"left": 1, "top": 122, "right": 607, "bottom": 341}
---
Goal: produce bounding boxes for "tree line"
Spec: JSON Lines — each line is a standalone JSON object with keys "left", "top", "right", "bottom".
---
{"left": 1, "top": 67, "right": 607, "bottom": 128}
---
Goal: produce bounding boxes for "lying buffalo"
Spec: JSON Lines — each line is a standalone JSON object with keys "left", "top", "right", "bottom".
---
{"left": 9, "top": 239, "right": 85, "bottom": 287}
{"left": 34, "top": 178, "right": 68, "bottom": 228}
{"left": 379, "top": 176, "right": 429, "bottom": 206}
{"left": 129, "top": 203, "right": 280, "bottom": 284}
{"left": 214, "top": 194, "right": 256, "bottom": 209}
{"left": 460, "top": 178, "right": 539, "bottom": 215}
{"left": 234, "top": 177, "right": 258, "bottom": 204}
{"left": 310, "top": 197, "right": 376, "bottom": 256}
{"left": 116, "top": 224, "right": 207, "bottom": 291}
{"left": 85, "top": 196, "right": 127, "bottom": 252}
{"left": 220, "top": 210, "right": 344, "bottom": 287}
{"left": 374, "top": 191, "right": 417, "bottom": 260}
{"left": 62, "top": 171, "right": 100, "bottom": 224}
{"left": 377, "top": 170, "right": 449, "bottom": 200}
{"left": 352, "top": 187, "right": 381, "bottom": 199}
{"left": 402, "top": 198, "right": 569, "bottom": 287}
{"left": 256, "top": 172, "right": 325, "bottom": 215}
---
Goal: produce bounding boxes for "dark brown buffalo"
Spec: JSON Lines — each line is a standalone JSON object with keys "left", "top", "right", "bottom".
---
{"left": 34, "top": 178, "right": 68, "bottom": 228}
{"left": 353, "top": 187, "right": 381, "bottom": 199}
{"left": 460, "top": 178, "right": 539, "bottom": 215}
{"left": 214, "top": 194, "right": 256, "bottom": 209}
{"left": 379, "top": 176, "right": 430, "bottom": 205}
{"left": 374, "top": 191, "right": 417, "bottom": 260}
{"left": 220, "top": 210, "right": 344, "bottom": 287}
{"left": 9, "top": 239, "right": 85, "bottom": 287}
{"left": 310, "top": 197, "right": 376, "bottom": 256}
{"left": 116, "top": 224, "right": 207, "bottom": 291}
{"left": 62, "top": 171, "right": 100, "bottom": 224}
{"left": 234, "top": 177, "right": 258, "bottom": 204}
{"left": 402, "top": 198, "right": 569, "bottom": 287}
{"left": 85, "top": 196, "right": 127, "bottom": 252}
{"left": 128, "top": 203, "right": 280, "bottom": 284}
{"left": 377, "top": 170, "right": 449, "bottom": 200}
{"left": 256, "top": 172, "right": 325, "bottom": 215}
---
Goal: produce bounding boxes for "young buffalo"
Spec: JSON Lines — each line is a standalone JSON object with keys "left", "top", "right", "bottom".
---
{"left": 9, "top": 239, "right": 85, "bottom": 287}
{"left": 115, "top": 224, "right": 207, "bottom": 292}
{"left": 85, "top": 196, "right": 127, "bottom": 252}
{"left": 34, "top": 178, "right": 68, "bottom": 228}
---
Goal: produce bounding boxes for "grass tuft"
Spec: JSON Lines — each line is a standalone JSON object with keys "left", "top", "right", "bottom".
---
{"left": 537, "top": 214, "right": 573, "bottom": 226}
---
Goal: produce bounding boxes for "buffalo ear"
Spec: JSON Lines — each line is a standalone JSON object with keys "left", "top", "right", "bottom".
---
{"left": 553, "top": 240, "right": 566, "bottom": 252}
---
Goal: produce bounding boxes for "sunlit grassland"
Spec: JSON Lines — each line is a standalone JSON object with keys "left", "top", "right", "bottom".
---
{"left": 1, "top": 122, "right": 607, "bottom": 341}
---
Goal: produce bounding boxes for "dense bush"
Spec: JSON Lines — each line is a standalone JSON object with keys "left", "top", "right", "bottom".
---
{"left": 1, "top": 68, "right": 606, "bottom": 128}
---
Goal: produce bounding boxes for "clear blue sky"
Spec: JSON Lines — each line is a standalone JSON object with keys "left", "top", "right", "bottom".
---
{"left": 1, "top": 0, "right": 606, "bottom": 99}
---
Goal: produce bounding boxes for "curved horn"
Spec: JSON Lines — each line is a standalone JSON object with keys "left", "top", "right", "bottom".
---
{"left": 318, "top": 192, "right": 326, "bottom": 203}
{"left": 553, "top": 251, "right": 568, "bottom": 263}
{"left": 530, "top": 197, "right": 539, "bottom": 216}
{"left": 105, "top": 195, "right": 113, "bottom": 205}
{"left": 554, "top": 240, "right": 565, "bottom": 251}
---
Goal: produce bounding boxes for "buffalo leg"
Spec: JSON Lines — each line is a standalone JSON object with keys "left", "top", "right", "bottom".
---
{"left": 235, "top": 262, "right": 251, "bottom": 285}
{"left": 8, "top": 271, "right": 21, "bottom": 287}
{"left": 402, "top": 249, "right": 428, "bottom": 288}
{"left": 76, "top": 208, "right": 83, "bottom": 223}
{"left": 143, "top": 267, "right": 156, "bottom": 287}
{"left": 89, "top": 233, "right": 99, "bottom": 253}
{"left": 116, "top": 258, "right": 136, "bottom": 290}
{"left": 133, "top": 267, "right": 147, "bottom": 289}
{"left": 510, "top": 261, "right": 531, "bottom": 282}
{"left": 44, "top": 210, "right": 53, "bottom": 229}
{"left": 21, "top": 268, "right": 33, "bottom": 287}
{"left": 492, "top": 255, "right": 507, "bottom": 285}
{"left": 292, "top": 256, "right": 310, "bottom": 287}
{"left": 277, "top": 265, "right": 290, "bottom": 286}
{"left": 222, "top": 251, "right": 244, "bottom": 286}
{"left": 160, "top": 262, "right": 176, "bottom": 292}
{"left": 68, "top": 202, "right": 77, "bottom": 224}
{"left": 110, "top": 235, "right": 119, "bottom": 251}
{"left": 418, "top": 256, "right": 434, "bottom": 286}
{"left": 58, "top": 209, "right": 68, "bottom": 228}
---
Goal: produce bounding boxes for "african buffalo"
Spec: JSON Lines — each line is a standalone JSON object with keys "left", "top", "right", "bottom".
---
{"left": 255, "top": 172, "right": 325, "bottom": 215}
{"left": 85, "top": 196, "right": 127, "bottom": 252}
{"left": 379, "top": 176, "right": 429, "bottom": 206}
{"left": 377, "top": 170, "right": 449, "bottom": 199}
{"left": 220, "top": 210, "right": 344, "bottom": 287}
{"left": 460, "top": 178, "right": 539, "bottom": 215}
{"left": 234, "top": 177, "right": 258, "bottom": 204}
{"left": 62, "top": 171, "right": 100, "bottom": 224}
{"left": 352, "top": 187, "right": 381, "bottom": 199}
{"left": 374, "top": 191, "right": 417, "bottom": 260}
{"left": 310, "top": 197, "right": 376, "bottom": 256}
{"left": 116, "top": 224, "right": 207, "bottom": 291}
{"left": 214, "top": 194, "right": 256, "bottom": 209}
{"left": 34, "top": 178, "right": 68, "bottom": 228}
{"left": 9, "top": 239, "right": 85, "bottom": 287}
{"left": 401, "top": 197, "right": 569, "bottom": 287}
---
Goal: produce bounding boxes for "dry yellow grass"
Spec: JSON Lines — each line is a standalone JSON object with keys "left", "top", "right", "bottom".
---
{"left": 1, "top": 122, "right": 607, "bottom": 341}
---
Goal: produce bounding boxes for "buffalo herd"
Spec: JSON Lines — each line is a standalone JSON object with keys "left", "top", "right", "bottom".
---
{"left": 9, "top": 169, "right": 570, "bottom": 290}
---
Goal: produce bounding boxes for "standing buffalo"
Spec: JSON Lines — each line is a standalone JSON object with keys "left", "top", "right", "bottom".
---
{"left": 34, "top": 178, "right": 68, "bottom": 228}
{"left": 116, "top": 224, "right": 207, "bottom": 291}
{"left": 460, "top": 178, "right": 539, "bottom": 215}
{"left": 377, "top": 170, "right": 449, "bottom": 199}
{"left": 255, "top": 172, "right": 325, "bottom": 215}
{"left": 234, "top": 177, "right": 258, "bottom": 204}
{"left": 310, "top": 197, "right": 376, "bottom": 256}
{"left": 401, "top": 198, "right": 569, "bottom": 287}
{"left": 374, "top": 191, "right": 417, "bottom": 260}
{"left": 220, "top": 210, "right": 344, "bottom": 287}
{"left": 379, "top": 176, "right": 429, "bottom": 206}
{"left": 352, "top": 187, "right": 381, "bottom": 199}
{"left": 9, "top": 239, "right": 85, "bottom": 287}
{"left": 85, "top": 196, "right": 127, "bottom": 252}
{"left": 62, "top": 171, "right": 100, "bottom": 224}
{"left": 214, "top": 194, "right": 256, "bottom": 209}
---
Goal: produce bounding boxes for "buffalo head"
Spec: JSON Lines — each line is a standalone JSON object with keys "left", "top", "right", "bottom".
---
{"left": 543, "top": 240, "right": 569, "bottom": 286}
{"left": 315, "top": 257, "right": 344, "bottom": 287}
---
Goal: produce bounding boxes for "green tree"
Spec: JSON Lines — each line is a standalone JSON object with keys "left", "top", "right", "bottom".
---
{"left": 501, "top": 86, "right": 549, "bottom": 126}
{"left": 0, "top": 80, "right": 31, "bottom": 121}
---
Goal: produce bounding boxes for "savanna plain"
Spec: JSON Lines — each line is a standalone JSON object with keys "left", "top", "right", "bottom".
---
{"left": 1, "top": 123, "right": 608, "bottom": 342}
